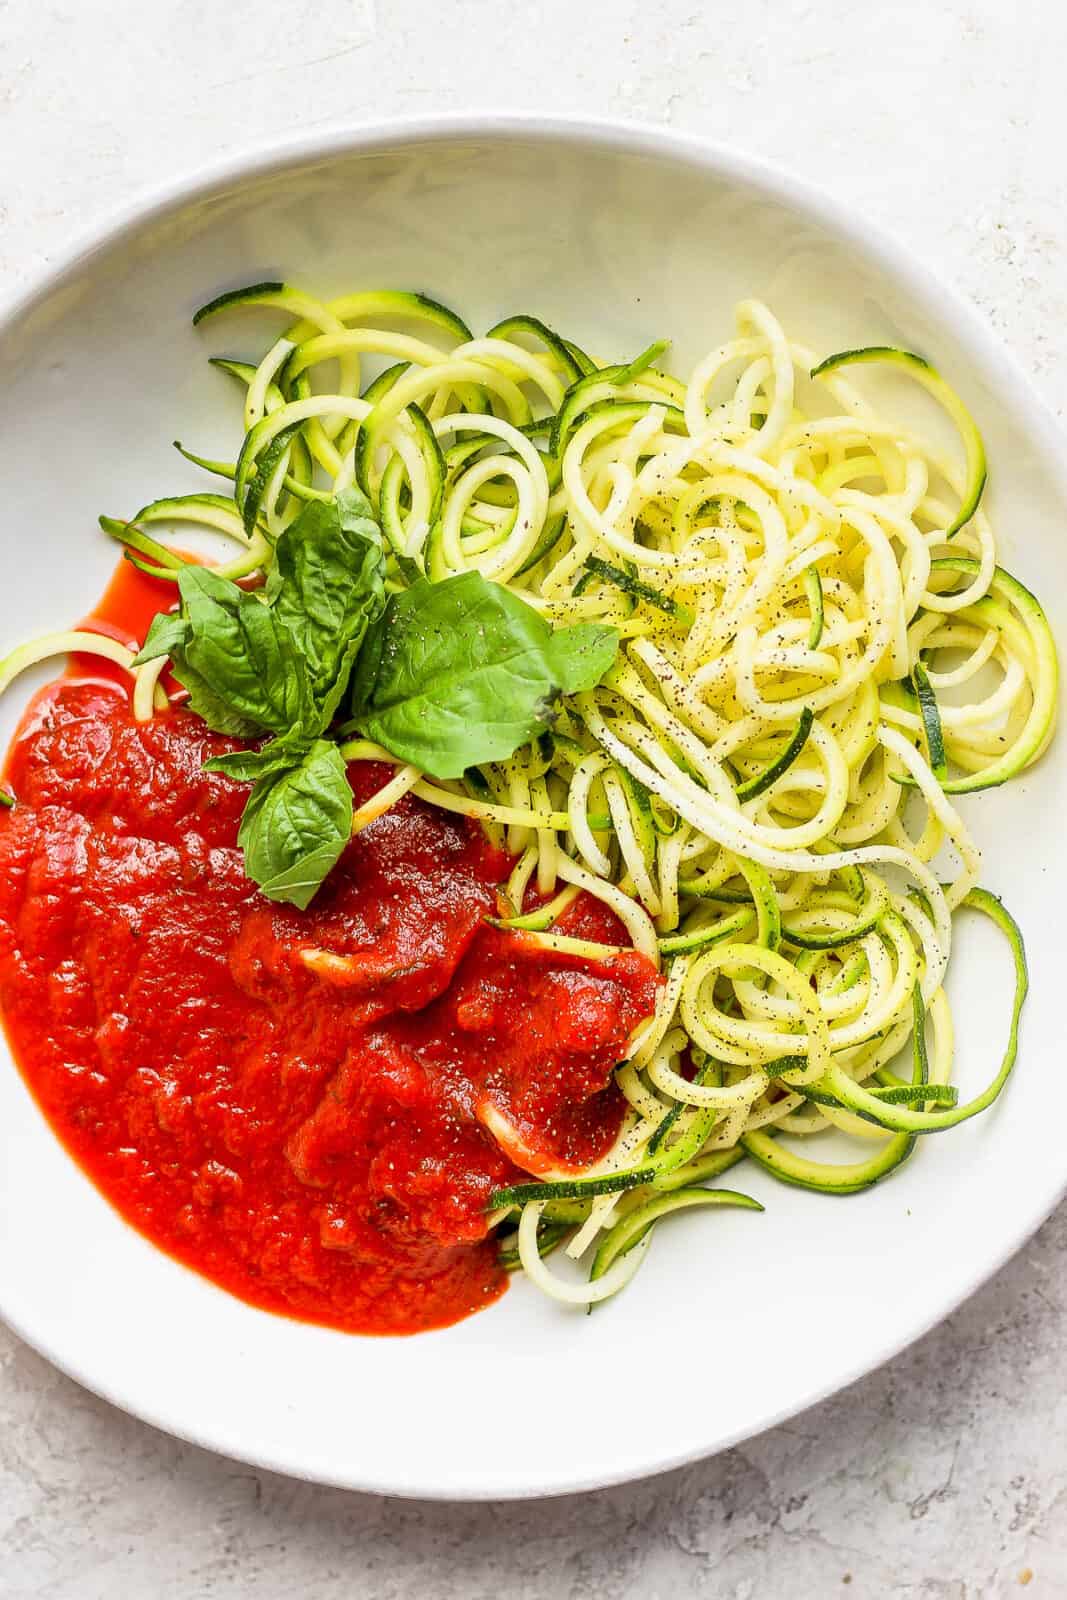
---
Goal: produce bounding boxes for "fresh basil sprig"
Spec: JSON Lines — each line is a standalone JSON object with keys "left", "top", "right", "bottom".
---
{"left": 132, "top": 489, "right": 618, "bottom": 907}
{"left": 135, "top": 488, "right": 385, "bottom": 907}
{"left": 136, "top": 488, "right": 385, "bottom": 745}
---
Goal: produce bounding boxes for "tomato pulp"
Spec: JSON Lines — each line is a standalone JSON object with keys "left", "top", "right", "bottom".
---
{"left": 0, "top": 563, "right": 660, "bottom": 1334}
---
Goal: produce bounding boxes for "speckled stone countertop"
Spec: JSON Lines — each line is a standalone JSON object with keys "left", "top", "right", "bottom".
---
{"left": 1, "top": 2, "right": 1066, "bottom": 1595}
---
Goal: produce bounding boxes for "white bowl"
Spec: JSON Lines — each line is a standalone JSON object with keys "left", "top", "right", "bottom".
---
{"left": 0, "top": 116, "right": 1064, "bottom": 1501}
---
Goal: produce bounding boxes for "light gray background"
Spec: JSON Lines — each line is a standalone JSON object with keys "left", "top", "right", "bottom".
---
{"left": 1, "top": 2, "right": 1065, "bottom": 1595}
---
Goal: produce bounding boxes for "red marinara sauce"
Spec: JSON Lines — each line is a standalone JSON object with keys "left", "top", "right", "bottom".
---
{"left": 0, "top": 563, "right": 660, "bottom": 1335}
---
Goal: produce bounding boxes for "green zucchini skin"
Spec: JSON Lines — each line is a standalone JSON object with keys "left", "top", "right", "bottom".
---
{"left": 911, "top": 660, "right": 948, "bottom": 780}
{"left": 809, "top": 889, "right": 1027, "bottom": 1136}
{"left": 810, "top": 345, "right": 987, "bottom": 536}
{"left": 889, "top": 560, "right": 1058, "bottom": 794}
{"left": 658, "top": 907, "right": 755, "bottom": 956}
{"left": 551, "top": 380, "right": 685, "bottom": 459}
{"left": 193, "top": 281, "right": 285, "bottom": 325}
{"left": 486, "top": 313, "right": 584, "bottom": 385}
{"left": 616, "top": 340, "right": 671, "bottom": 385}
{"left": 581, "top": 555, "right": 694, "bottom": 625}
{"left": 740, "top": 1127, "right": 915, "bottom": 1194}
{"left": 490, "top": 1167, "right": 655, "bottom": 1210}
{"left": 735, "top": 708, "right": 814, "bottom": 803}
{"left": 804, "top": 564, "right": 824, "bottom": 648}
{"left": 590, "top": 1186, "right": 762, "bottom": 1281}
{"left": 929, "top": 560, "right": 1056, "bottom": 793}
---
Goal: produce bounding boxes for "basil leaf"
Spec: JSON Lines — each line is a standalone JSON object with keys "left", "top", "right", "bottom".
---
{"left": 267, "top": 487, "right": 387, "bottom": 726}
{"left": 351, "top": 571, "right": 618, "bottom": 779}
{"left": 132, "top": 611, "right": 190, "bottom": 667}
{"left": 168, "top": 663, "right": 265, "bottom": 738}
{"left": 176, "top": 566, "right": 313, "bottom": 737}
{"left": 543, "top": 621, "right": 624, "bottom": 693}
{"left": 238, "top": 739, "right": 352, "bottom": 909}
{"left": 203, "top": 731, "right": 311, "bottom": 783}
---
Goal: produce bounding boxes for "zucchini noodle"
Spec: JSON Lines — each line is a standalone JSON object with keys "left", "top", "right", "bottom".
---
{"left": 13, "top": 284, "right": 1052, "bottom": 1313}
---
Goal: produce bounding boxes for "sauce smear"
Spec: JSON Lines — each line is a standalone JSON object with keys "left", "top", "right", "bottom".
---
{"left": 0, "top": 564, "right": 659, "bottom": 1334}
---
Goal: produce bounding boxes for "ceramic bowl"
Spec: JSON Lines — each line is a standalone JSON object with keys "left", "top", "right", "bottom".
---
{"left": 0, "top": 116, "right": 1063, "bottom": 1499}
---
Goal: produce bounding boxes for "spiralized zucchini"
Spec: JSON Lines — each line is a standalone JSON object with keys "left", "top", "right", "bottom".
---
{"left": 28, "top": 285, "right": 1057, "bottom": 1311}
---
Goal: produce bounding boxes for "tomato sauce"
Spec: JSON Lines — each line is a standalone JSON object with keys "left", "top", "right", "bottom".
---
{"left": 0, "top": 563, "right": 660, "bottom": 1334}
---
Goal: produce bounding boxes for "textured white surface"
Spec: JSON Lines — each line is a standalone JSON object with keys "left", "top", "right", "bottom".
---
{"left": 0, "top": 0, "right": 1065, "bottom": 1594}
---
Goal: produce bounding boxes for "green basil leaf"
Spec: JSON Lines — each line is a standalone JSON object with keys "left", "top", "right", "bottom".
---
{"left": 238, "top": 739, "right": 352, "bottom": 909}
{"left": 132, "top": 611, "right": 190, "bottom": 667}
{"left": 203, "top": 731, "right": 311, "bottom": 783}
{"left": 267, "top": 487, "right": 387, "bottom": 726}
{"left": 543, "top": 621, "right": 622, "bottom": 694}
{"left": 176, "top": 566, "right": 312, "bottom": 737}
{"left": 351, "top": 571, "right": 618, "bottom": 779}
{"left": 168, "top": 657, "right": 265, "bottom": 739}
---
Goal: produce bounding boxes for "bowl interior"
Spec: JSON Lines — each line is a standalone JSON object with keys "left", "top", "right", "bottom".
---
{"left": 0, "top": 123, "right": 1064, "bottom": 1498}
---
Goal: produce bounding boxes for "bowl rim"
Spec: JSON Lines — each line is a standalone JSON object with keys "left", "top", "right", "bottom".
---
{"left": 2, "top": 110, "right": 1065, "bottom": 496}
{"left": 1, "top": 112, "right": 1065, "bottom": 1500}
